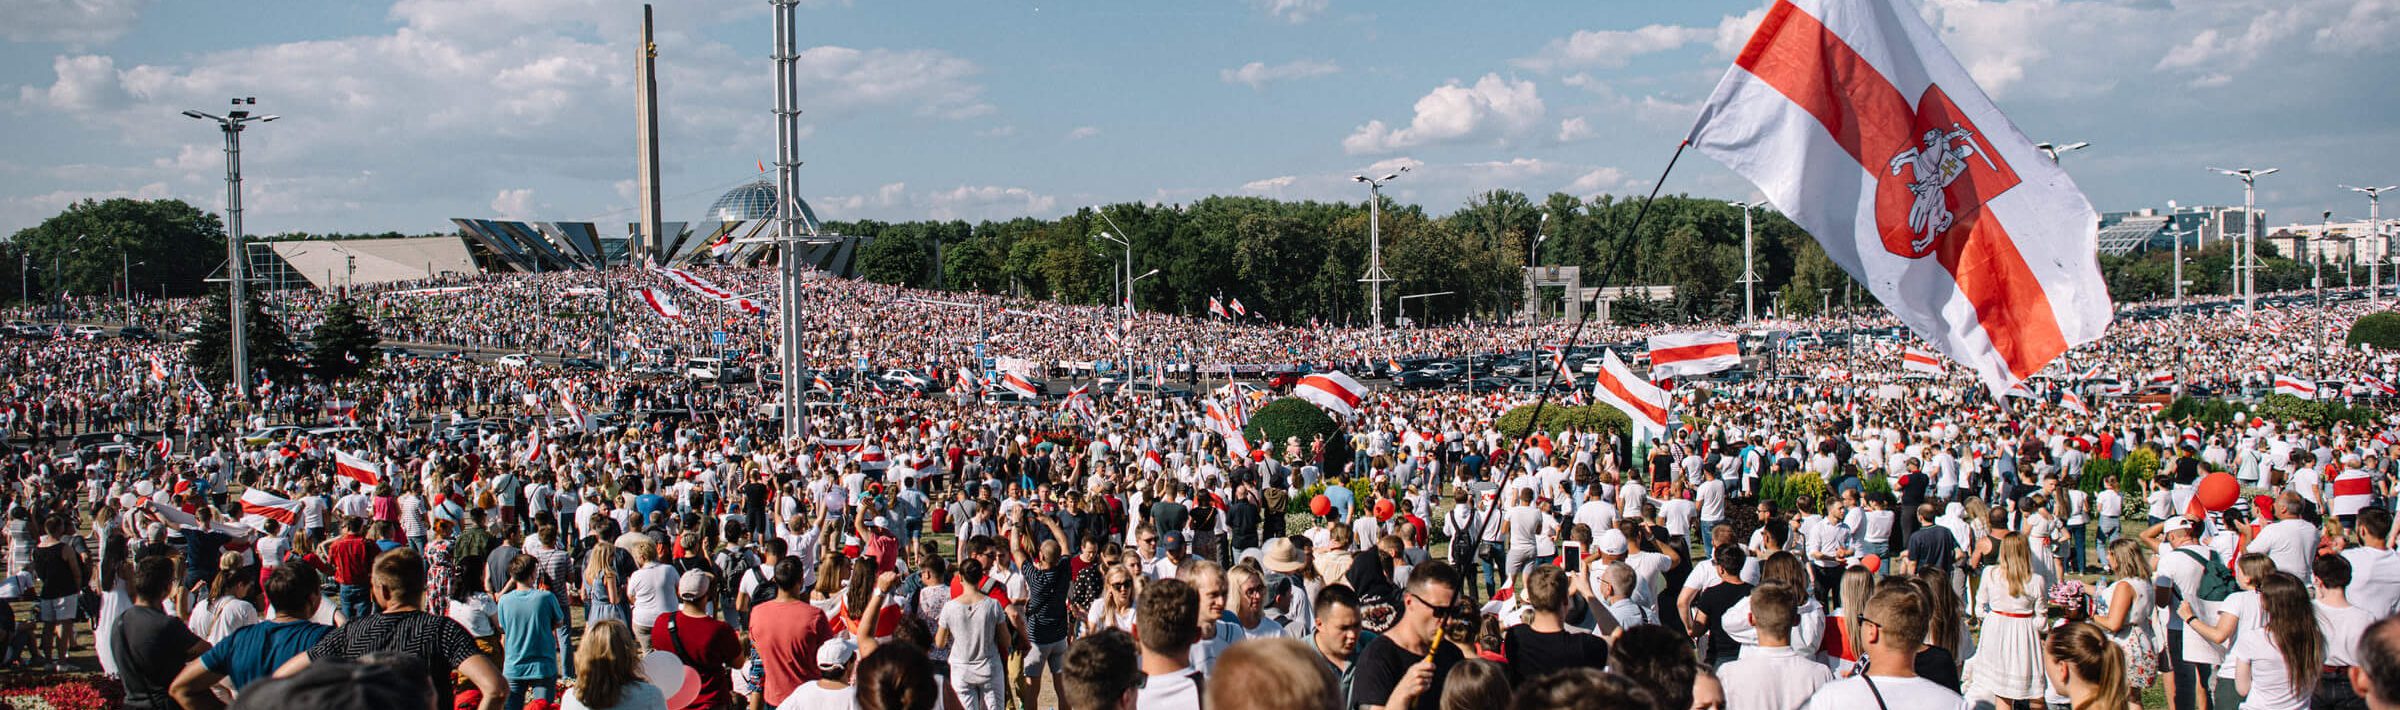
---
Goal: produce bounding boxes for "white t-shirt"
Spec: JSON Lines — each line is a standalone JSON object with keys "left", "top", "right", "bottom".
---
{"left": 625, "top": 562, "right": 680, "bottom": 627}
{"left": 1798, "top": 675, "right": 1971, "bottom": 710}
{"left": 777, "top": 682, "right": 855, "bottom": 710}
{"left": 2246, "top": 519, "right": 2320, "bottom": 579}
{"left": 2231, "top": 632, "right": 2310, "bottom": 710}
{"left": 2319, "top": 601, "right": 2378, "bottom": 668}
{"left": 2157, "top": 543, "right": 2226, "bottom": 664}
{"left": 1658, "top": 499, "right": 1695, "bottom": 537}
{"left": 1137, "top": 668, "right": 1205, "bottom": 710}
{"left": 2342, "top": 546, "right": 2400, "bottom": 617}
{"left": 2209, "top": 590, "right": 2265, "bottom": 679}
{"left": 1697, "top": 479, "right": 1727, "bottom": 521}
{"left": 2095, "top": 489, "right": 2124, "bottom": 518}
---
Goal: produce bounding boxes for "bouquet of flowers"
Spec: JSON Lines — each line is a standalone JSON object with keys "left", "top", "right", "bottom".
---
{"left": 0, "top": 672, "right": 121, "bottom": 710}
{"left": 2045, "top": 579, "right": 2092, "bottom": 622}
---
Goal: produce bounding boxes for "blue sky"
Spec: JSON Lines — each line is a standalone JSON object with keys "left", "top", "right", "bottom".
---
{"left": 3, "top": 0, "right": 2396, "bottom": 238}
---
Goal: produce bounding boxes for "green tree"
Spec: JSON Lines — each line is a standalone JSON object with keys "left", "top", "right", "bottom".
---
{"left": 11, "top": 198, "right": 226, "bottom": 301}
{"left": 185, "top": 287, "right": 296, "bottom": 388}
{"left": 2349, "top": 312, "right": 2400, "bottom": 349}
{"left": 855, "top": 231, "right": 930, "bottom": 287}
{"left": 1242, "top": 398, "right": 1340, "bottom": 452}
{"left": 941, "top": 236, "right": 1005, "bottom": 293}
{"left": 308, "top": 299, "right": 383, "bottom": 380}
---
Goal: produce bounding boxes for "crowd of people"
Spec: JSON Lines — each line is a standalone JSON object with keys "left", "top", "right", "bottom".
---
{"left": 1, "top": 265, "right": 2399, "bottom": 710}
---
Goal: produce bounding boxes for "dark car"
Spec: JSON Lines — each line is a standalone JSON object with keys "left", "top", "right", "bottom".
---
{"left": 560, "top": 357, "right": 603, "bottom": 371}
{"left": 115, "top": 326, "right": 158, "bottom": 343}
{"left": 1449, "top": 376, "right": 1516, "bottom": 393}
{"left": 1393, "top": 371, "right": 1448, "bottom": 390}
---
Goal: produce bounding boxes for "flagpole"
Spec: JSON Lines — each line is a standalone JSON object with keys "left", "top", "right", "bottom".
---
{"left": 1459, "top": 139, "right": 1690, "bottom": 599}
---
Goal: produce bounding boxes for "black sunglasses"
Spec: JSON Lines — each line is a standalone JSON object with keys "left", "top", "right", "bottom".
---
{"left": 1410, "top": 593, "right": 1462, "bottom": 619}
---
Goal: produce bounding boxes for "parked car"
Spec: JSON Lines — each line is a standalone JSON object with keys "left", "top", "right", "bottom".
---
{"left": 560, "top": 357, "right": 603, "bottom": 371}
{"left": 115, "top": 326, "right": 158, "bottom": 342}
{"left": 496, "top": 353, "right": 540, "bottom": 368}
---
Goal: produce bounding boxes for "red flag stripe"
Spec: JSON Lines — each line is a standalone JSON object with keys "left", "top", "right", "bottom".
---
{"left": 1735, "top": 0, "right": 2066, "bottom": 378}
{"left": 1593, "top": 366, "right": 1670, "bottom": 426}
{"left": 1649, "top": 341, "right": 1740, "bottom": 364}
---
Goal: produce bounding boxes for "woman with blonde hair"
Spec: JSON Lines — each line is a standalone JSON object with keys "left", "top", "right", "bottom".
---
{"left": 2091, "top": 538, "right": 2159, "bottom": 690}
{"left": 2046, "top": 621, "right": 2137, "bottom": 710}
{"left": 583, "top": 542, "right": 627, "bottom": 627}
{"left": 568, "top": 619, "right": 667, "bottom": 710}
{"left": 1821, "top": 565, "right": 1877, "bottom": 676}
{"left": 1084, "top": 564, "right": 1137, "bottom": 633}
{"left": 1968, "top": 532, "right": 2050, "bottom": 707}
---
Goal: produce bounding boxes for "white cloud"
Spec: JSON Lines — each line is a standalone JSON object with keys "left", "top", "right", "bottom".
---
{"left": 1241, "top": 176, "right": 1298, "bottom": 193}
{"left": 1567, "top": 168, "right": 1628, "bottom": 195}
{"left": 1557, "top": 117, "right": 1594, "bottom": 143}
{"left": 1, "top": 3, "right": 995, "bottom": 234}
{"left": 1253, "top": 0, "right": 1329, "bottom": 23}
{"left": 1714, "top": 6, "right": 1771, "bottom": 58}
{"left": 1342, "top": 74, "right": 1545, "bottom": 155}
{"left": 1516, "top": 25, "right": 1713, "bottom": 71}
{"left": 924, "top": 185, "right": 1056, "bottom": 221}
{"left": 0, "top": 0, "right": 149, "bottom": 44}
{"left": 17, "top": 55, "right": 132, "bottom": 112}
{"left": 0, "top": 181, "right": 170, "bottom": 237}
{"left": 490, "top": 188, "right": 535, "bottom": 218}
{"left": 1065, "top": 126, "right": 1101, "bottom": 141}
{"left": 1365, "top": 157, "right": 1424, "bottom": 175}
{"left": 1220, "top": 59, "right": 1341, "bottom": 89}
{"left": 2317, "top": 0, "right": 2400, "bottom": 52}
{"left": 2157, "top": 7, "right": 2307, "bottom": 73}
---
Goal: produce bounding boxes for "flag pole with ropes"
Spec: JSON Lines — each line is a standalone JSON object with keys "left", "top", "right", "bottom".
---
{"left": 1457, "top": 138, "right": 1690, "bottom": 600}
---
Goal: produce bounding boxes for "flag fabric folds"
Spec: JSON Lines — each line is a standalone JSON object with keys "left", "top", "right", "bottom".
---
{"left": 634, "top": 288, "right": 684, "bottom": 321}
{"left": 1902, "top": 346, "right": 1944, "bottom": 376}
{"left": 2274, "top": 375, "right": 2317, "bottom": 399}
{"left": 1590, "top": 351, "right": 1672, "bottom": 438}
{"left": 1294, "top": 371, "right": 1367, "bottom": 420}
{"left": 240, "top": 488, "right": 303, "bottom": 527}
{"left": 333, "top": 448, "right": 383, "bottom": 487}
{"left": 1689, "top": 0, "right": 2111, "bottom": 396}
{"left": 1646, "top": 332, "right": 1742, "bottom": 379}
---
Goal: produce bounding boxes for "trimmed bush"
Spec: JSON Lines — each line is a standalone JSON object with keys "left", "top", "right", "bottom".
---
{"left": 1243, "top": 397, "right": 1340, "bottom": 455}
{"left": 2349, "top": 312, "right": 2400, "bottom": 350}
{"left": 1496, "top": 404, "right": 1630, "bottom": 439}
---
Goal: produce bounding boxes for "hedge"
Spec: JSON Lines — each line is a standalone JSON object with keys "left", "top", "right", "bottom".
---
{"left": 1495, "top": 403, "right": 1629, "bottom": 439}
{"left": 2161, "top": 394, "right": 2380, "bottom": 429}
{"left": 1758, "top": 471, "right": 1831, "bottom": 513}
{"left": 1242, "top": 398, "right": 1340, "bottom": 454}
{"left": 1290, "top": 478, "right": 1378, "bottom": 515}
{"left": 2349, "top": 312, "right": 2400, "bottom": 350}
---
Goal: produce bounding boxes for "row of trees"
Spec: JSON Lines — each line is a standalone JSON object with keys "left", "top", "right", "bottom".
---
{"left": 841, "top": 192, "right": 1856, "bottom": 326}
{"left": 184, "top": 290, "right": 382, "bottom": 385}
{"left": 8, "top": 198, "right": 228, "bottom": 303}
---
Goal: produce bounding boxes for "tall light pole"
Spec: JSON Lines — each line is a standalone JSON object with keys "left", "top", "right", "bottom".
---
{"left": 771, "top": 0, "right": 807, "bottom": 441}
{"left": 1729, "top": 199, "right": 1766, "bottom": 324}
{"left": 2034, "top": 141, "right": 2090, "bottom": 163}
{"left": 2318, "top": 210, "right": 2333, "bottom": 376}
{"left": 186, "top": 98, "right": 275, "bottom": 401}
{"left": 1352, "top": 167, "right": 1406, "bottom": 329}
{"left": 2209, "top": 167, "right": 2277, "bottom": 323}
{"left": 2346, "top": 185, "right": 2396, "bottom": 306}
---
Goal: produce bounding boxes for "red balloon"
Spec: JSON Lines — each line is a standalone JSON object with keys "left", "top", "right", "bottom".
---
{"left": 1310, "top": 495, "right": 1333, "bottom": 517}
{"left": 2194, "top": 472, "right": 2240, "bottom": 513}
{"left": 1374, "top": 499, "right": 1396, "bottom": 522}
{"left": 1862, "top": 554, "right": 1882, "bottom": 574}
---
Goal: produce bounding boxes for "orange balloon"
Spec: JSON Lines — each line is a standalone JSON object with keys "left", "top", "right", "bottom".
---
{"left": 1862, "top": 554, "right": 1882, "bottom": 574}
{"left": 1310, "top": 495, "right": 1333, "bottom": 517}
{"left": 2194, "top": 472, "right": 2240, "bottom": 513}
{"left": 1374, "top": 499, "right": 1397, "bottom": 522}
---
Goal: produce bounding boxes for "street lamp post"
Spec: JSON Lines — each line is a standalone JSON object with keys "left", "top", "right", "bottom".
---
{"left": 1352, "top": 167, "right": 1407, "bottom": 329}
{"left": 2209, "top": 167, "right": 2278, "bottom": 324}
{"left": 2034, "top": 141, "right": 2090, "bottom": 163}
{"left": 2345, "top": 185, "right": 2396, "bottom": 306}
{"left": 1729, "top": 199, "right": 1767, "bottom": 324}
{"left": 2318, "top": 211, "right": 2333, "bottom": 376}
{"left": 185, "top": 98, "right": 277, "bottom": 401}
{"left": 1398, "top": 291, "right": 1453, "bottom": 328}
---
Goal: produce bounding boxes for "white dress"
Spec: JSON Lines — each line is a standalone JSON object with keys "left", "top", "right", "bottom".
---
{"left": 93, "top": 578, "right": 132, "bottom": 677}
{"left": 1967, "top": 567, "right": 2049, "bottom": 701}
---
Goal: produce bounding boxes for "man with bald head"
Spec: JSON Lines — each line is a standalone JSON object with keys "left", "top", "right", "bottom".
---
{"left": 2246, "top": 491, "right": 2320, "bottom": 577}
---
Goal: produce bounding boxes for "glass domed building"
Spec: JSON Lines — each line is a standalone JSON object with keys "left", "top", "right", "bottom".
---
{"left": 702, "top": 180, "right": 822, "bottom": 231}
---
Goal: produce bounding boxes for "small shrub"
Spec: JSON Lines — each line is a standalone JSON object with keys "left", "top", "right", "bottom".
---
{"left": 1496, "top": 404, "right": 1630, "bottom": 439}
{"left": 1244, "top": 398, "right": 1339, "bottom": 455}
{"left": 2348, "top": 312, "right": 2400, "bottom": 350}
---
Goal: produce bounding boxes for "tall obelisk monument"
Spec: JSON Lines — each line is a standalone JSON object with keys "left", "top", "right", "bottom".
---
{"left": 634, "top": 4, "right": 664, "bottom": 264}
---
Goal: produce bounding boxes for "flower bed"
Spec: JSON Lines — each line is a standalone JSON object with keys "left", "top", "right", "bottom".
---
{"left": 0, "top": 673, "right": 121, "bottom": 710}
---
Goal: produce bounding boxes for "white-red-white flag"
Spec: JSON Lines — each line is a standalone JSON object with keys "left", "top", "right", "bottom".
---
{"left": 1204, "top": 398, "right": 1253, "bottom": 459}
{"left": 1902, "top": 345, "right": 1944, "bottom": 376}
{"left": 239, "top": 488, "right": 303, "bottom": 527}
{"left": 2274, "top": 374, "right": 2317, "bottom": 399}
{"left": 1061, "top": 384, "right": 1097, "bottom": 421}
{"left": 1647, "top": 332, "right": 1742, "bottom": 379}
{"left": 635, "top": 288, "right": 684, "bottom": 321}
{"left": 1208, "top": 297, "right": 1230, "bottom": 319}
{"left": 1591, "top": 350, "right": 1672, "bottom": 438}
{"left": 1293, "top": 371, "right": 1367, "bottom": 420}
{"left": 1229, "top": 298, "right": 1248, "bottom": 317}
{"left": 1690, "top": 0, "right": 2110, "bottom": 396}
{"left": 522, "top": 427, "right": 545, "bottom": 464}
{"left": 2059, "top": 391, "right": 2090, "bottom": 416}
{"left": 147, "top": 355, "right": 171, "bottom": 384}
{"left": 333, "top": 448, "right": 382, "bottom": 487}
{"left": 1000, "top": 372, "right": 1041, "bottom": 400}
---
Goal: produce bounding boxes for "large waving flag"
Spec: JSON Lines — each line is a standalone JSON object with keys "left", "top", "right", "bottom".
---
{"left": 654, "top": 267, "right": 766, "bottom": 314}
{"left": 332, "top": 448, "right": 382, "bottom": 487}
{"left": 1591, "top": 350, "right": 1672, "bottom": 439}
{"left": 1646, "top": 332, "right": 1741, "bottom": 379}
{"left": 634, "top": 288, "right": 684, "bottom": 321}
{"left": 1689, "top": 0, "right": 2110, "bottom": 396}
{"left": 1000, "top": 372, "right": 1041, "bottom": 400}
{"left": 2274, "top": 374, "right": 2317, "bottom": 400}
{"left": 239, "top": 488, "right": 303, "bottom": 528}
{"left": 1293, "top": 371, "right": 1367, "bottom": 420}
{"left": 1204, "top": 398, "right": 1254, "bottom": 459}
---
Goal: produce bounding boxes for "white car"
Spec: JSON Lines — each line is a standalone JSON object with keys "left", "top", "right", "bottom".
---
{"left": 684, "top": 357, "right": 725, "bottom": 381}
{"left": 70, "top": 325, "right": 106, "bottom": 338}
{"left": 496, "top": 353, "right": 540, "bottom": 368}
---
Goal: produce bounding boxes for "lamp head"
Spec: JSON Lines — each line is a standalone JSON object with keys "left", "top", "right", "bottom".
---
{"left": 181, "top": 110, "right": 208, "bottom": 120}
{"left": 1351, "top": 175, "right": 1368, "bottom": 183}
{"left": 260, "top": 115, "right": 280, "bottom": 123}
{"left": 1380, "top": 173, "right": 1402, "bottom": 181}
